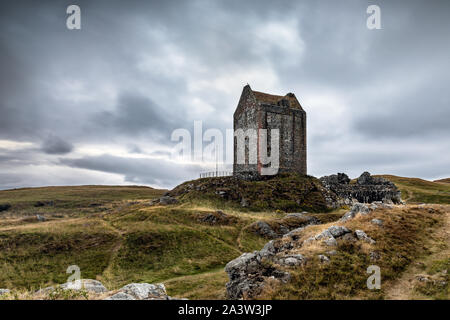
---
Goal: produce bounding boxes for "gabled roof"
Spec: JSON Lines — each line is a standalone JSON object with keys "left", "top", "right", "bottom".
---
{"left": 252, "top": 88, "right": 303, "bottom": 110}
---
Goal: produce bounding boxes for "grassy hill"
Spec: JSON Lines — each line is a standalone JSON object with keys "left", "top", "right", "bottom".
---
{"left": 377, "top": 175, "right": 450, "bottom": 204}
{"left": 0, "top": 175, "right": 448, "bottom": 299}
{"left": 0, "top": 182, "right": 342, "bottom": 298}
{"left": 434, "top": 178, "right": 450, "bottom": 184}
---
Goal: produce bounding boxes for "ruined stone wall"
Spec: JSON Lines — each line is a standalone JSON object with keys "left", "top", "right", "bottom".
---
{"left": 320, "top": 172, "right": 402, "bottom": 205}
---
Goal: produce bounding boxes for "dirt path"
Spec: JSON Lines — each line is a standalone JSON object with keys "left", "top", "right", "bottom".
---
{"left": 100, "top": 217, "right": 126, "bottom": 285}
{"left": 384, "top": 205, "right": 449, "bottom": 299}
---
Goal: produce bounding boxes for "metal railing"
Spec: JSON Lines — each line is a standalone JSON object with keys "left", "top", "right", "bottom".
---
{"left": 199, "top": 171, "right": 233, "bottom": 178}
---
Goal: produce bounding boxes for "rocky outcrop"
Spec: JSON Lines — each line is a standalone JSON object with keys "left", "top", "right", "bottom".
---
{"left": 168, "top": 173, "right": 336, "bottom": 212}
{"left": 196, "top": 210, "right": 233, "bottom": 225}
{"left": 340, "top": 201, "right": 393, "bottom": 222}
{"left": 249, "top": 214, "right": 319, "bottom": 239}
{"left": 320, "top": 172, "right": 402, "bottom": 205}
{"left": 225, "top": 242, "right": 292, "bottom": 300}
{"left": 225, "top": 220, "right": 377, "bottom": 299}
{"left": 149, "top": 195, "right": 178, "bottom": 206}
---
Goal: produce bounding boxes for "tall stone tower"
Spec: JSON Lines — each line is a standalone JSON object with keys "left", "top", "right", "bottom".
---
{"left": 233, "top": 85, "right": 306, "bottom": 179}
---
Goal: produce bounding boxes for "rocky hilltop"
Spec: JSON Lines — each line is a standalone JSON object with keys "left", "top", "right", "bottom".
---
{"left": 168, "top": 171, "right": 401, "bottom": 213}
{"left": 168, "top": 173, "right": 335, "bottom": 212}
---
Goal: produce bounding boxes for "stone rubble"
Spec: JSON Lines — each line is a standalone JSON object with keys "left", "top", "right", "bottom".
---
{"left": 320, "top": 172, "right": 402, "bottom": 206}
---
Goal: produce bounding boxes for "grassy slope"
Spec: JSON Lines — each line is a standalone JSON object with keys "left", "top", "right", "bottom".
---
{"left": 0, "top": 185, "right": 287, "bottom": 297}
{"left": 377, "top": 175, "right": 450, "bottom": 204}
{"left": 0, "top": 175, "right": 448, "bottom": 299}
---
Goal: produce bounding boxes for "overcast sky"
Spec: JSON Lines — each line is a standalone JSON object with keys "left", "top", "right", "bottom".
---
{"left": 0, "top": 0, "right": 449, "bottom": 190}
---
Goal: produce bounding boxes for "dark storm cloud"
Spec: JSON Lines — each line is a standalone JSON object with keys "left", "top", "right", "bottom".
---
{"left": 92, "top": 92, "right": 182, "bottom": 140}
{"left": 41, "top": 135, "right": 73, "bottom": 154}
{"left": 0, "top": 0, "right": 449, "bottom": 189}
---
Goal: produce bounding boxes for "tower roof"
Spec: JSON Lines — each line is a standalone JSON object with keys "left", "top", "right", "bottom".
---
{"left": 252, "top": 89, "right": 303, "bottom": 110}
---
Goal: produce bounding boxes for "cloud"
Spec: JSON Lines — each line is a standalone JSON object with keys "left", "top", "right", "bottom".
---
{"left": 0, "top": 0, "right": 449, "bottom": 189}
{"left": 41, "top": 135, "right": 74, "bottom": 155}
{"left": 92, "top": 92, "right": 183, "bottom": 141}
{"left": 59, "top": 154, "right": 203, "bottom": 188}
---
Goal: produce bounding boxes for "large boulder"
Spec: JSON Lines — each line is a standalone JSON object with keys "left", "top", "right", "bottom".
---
{"left": 118, "top": 283, "right": 168, "bottom": 300}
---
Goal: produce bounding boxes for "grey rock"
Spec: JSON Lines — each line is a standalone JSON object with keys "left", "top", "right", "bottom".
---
{"left": 105, "top": 292, "right": 136, "bottom": 300}
{"left": 369, "top": 251, "right": 381, "bottom": 261}
{"left": 340, "top": 202, "right": 374, "bottom": 222}
{"left": 252, "top": 221, "right": 277, "bottom": 239}
{"left": 159, "top": 196, "right": 178, "bottom": 205}
{"left": 286, "top": 213, "right": 305, "bottom": 218}
{"left": 318, "top": 255, "right": 330, "bottom": 263}
{"left": 119, "top": 283, "right": 167, "bottom": 300}
{"left": 355, "top": 230, "right": 376, "bottom": 244}
{"left": 198, "top": 210, "right": 230, "bottom": 225}
{"left": 340, "top": 210, "right": 356, "bottom": 222}
{"left": 60, "top": 279, "right": 107, "bottom": 293}
{"left": 326, "top": 250, "right": 337, "bottom": 256}
{"left": 341, "top": 233, "right": 357, "bottom": 241}
{"left": 276, "top": 254, "right": 306, "bottom": 267}
{"left": 327, "top": 225, "right": 351, "bottom": 238}
{"left": 324, "top": 237, "right": 338, "bottom": 246}
{"left": 0, "top": 289, "right": 10, "bottom": 296}
{"left": 34, "top": 286, "right": 55, "bottom": 295}
{"left": 36, "top": 214, "right": 46, "bottom": 222}
{"left": 371, "top": 219, "right": 383, "bottom": 226}
{"left": 315, "top": 229, "right": 333, "bottom": 240}
{"left": 352, "top": 203, "right": 370, "bottom": 215}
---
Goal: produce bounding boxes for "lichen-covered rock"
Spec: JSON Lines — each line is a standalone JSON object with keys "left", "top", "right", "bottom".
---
{"left": 119, "top": 283, "right": 167, "bottom": 300}
{"left": 104, "top": 292, "right": 136, "bottom": 300}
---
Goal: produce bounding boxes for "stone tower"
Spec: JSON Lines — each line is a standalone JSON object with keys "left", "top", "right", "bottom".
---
{"left": 233, "top": 85, "right": 306, "bottom": 179}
